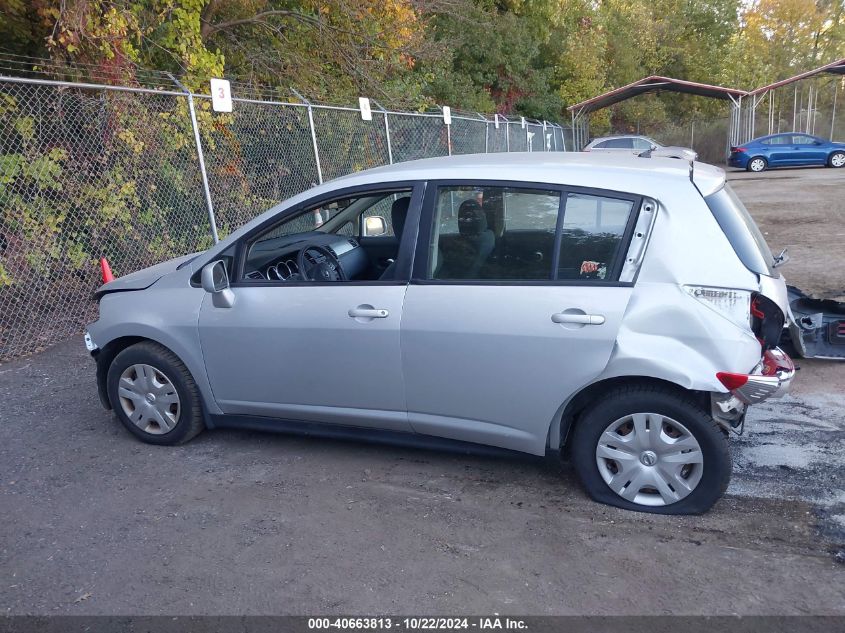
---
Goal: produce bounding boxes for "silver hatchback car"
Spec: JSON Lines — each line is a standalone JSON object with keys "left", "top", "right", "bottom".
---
{"left": 585, "top": 135, "right": 698, "bottom": 161}
{"left": 86, "top": 153, "right": 794, "bottom": 514}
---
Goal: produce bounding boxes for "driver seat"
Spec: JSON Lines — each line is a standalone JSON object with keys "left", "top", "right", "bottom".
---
{"left": 379, "top": 197, "right": 410, "bottom": 280}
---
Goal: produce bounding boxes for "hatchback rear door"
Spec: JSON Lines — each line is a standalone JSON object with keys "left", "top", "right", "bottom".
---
{"left": 399, "top": 182, "right": 642, "bottom": 455}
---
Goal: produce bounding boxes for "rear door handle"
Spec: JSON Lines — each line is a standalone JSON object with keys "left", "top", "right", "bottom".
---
{"left": 551, "top": 312, "right": 605, "bottom": 325}
{"left": 348, "top": 307, "right": 389, "bottom": 319}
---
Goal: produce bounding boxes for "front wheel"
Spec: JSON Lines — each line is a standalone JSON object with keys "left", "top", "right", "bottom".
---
{"left": 829, "top": 151, "right": 845, "bottom": 168}
{"left": 107, "top": 341, "right": 205, "bottom": 445}
{"left": 747, "top": 157, "right": 767, "bottom": 172}
{"left": 570, "top": 386, "right": 731, "bottom": 514}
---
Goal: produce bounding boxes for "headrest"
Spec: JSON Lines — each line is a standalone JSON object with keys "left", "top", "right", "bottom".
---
{"left": 458, "top": 200, "right": 487, "bottom": 237}
{"left": 391, "top": 197, "right": 410, "bottom": 238}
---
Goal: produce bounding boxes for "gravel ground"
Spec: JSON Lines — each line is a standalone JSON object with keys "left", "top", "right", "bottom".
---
{"left": 1, "top": 167, "right": 843, "bottom": 616}
{"left": 728, "top": 167, "right": 845, "bottom": 302}
{"left": 0, "top": 339, "right": 842, "bottom": 616}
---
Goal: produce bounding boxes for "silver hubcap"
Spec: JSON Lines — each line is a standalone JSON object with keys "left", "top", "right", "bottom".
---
{"left": 595, "top": 413, "right": 704, "bottom": 507}
{"left": 750, "top": 159, "right": 765, "bottom": 171}
{"left": 832, "top": 154, "right": 845, "bottom": 167}
{"left": 118, "top": 364, "right": 181, "bottom": 435}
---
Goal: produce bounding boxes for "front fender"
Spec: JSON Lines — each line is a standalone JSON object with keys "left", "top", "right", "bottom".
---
{"left": 87, "top": 284, "right": 222, "bottom": 415}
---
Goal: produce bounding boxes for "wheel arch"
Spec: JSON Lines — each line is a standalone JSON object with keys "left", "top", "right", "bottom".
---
{"left": 93, "top": 335, "right": 214, "bottom": 424}
{"left": 94, "top": 336, "right": 148, "bottom": 410}
{"left": 548, "top": 375, "right": 710, "bottom": 457}
{"left": 828, "top": 149, "right": 845, "bottom": 165}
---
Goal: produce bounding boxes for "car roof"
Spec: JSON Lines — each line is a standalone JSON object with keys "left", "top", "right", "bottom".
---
{"left": 753, "top": 132, "right": 819, "bottom": 142}
{"left": 590, "top": 135, "right": 651, "bottom": 142}
{"left": 331, "top": 152, "right": 724, "bottom": 197}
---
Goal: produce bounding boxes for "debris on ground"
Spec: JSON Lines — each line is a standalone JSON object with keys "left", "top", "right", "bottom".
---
{"left": 785, "top": 286, "right": 845, "bottom": 360}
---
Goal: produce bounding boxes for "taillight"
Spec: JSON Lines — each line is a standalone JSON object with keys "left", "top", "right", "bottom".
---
{"left": 750, "top": 293, "right": 784, "bottom": 350}
{"left": 716, "top": 372, "right": 749, "bottom": 390}
{"left": 732, "top": 147, "right": 747, "bottom": 153}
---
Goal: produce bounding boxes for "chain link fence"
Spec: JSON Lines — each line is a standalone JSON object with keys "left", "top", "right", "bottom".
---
{"left": 0, "top": 69, "right": 570, "bottom": 361}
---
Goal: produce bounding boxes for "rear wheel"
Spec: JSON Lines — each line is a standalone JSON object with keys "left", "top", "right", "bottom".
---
{"left": 107, "top": 341, "right": 205, "bottom": 445}
{"left": 570, "top": 385, "right": 731, "bottom": 514}
{"left": 747, "top": 157, "right": 767, "bottom": 172}
{"left": 829, "top": 151, "right": 845, "bottom": 168}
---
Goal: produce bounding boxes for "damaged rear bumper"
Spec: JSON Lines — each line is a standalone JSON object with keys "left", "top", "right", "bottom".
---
{"left": 786, "top": 286, "right": 845, "bottom": 360}
{"left": 711, "top": 347, "right": 796, "bottom": 432}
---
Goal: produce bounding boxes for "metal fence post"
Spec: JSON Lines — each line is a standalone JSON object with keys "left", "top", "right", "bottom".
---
{"left": 373, "top": 100, "right": 393, "bottom": 164}
{"left": 168, "top": 74, "right": 219, "bottom": 243}
{"left": 443, "top": 108, "right": 452, "bottom": 156}
{"left": 502, "top": 116, "right": 510, "bottom": 152}
{"left": 477, "top": 113, "right": 489, "bottom": 153}
{"left": 292, "top": 88, "right": 323, "bottom": 184}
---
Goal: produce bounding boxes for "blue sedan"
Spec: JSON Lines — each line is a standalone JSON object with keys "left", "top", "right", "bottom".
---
{"left": 729, "top": 133, "right": 845, "bottom": 172}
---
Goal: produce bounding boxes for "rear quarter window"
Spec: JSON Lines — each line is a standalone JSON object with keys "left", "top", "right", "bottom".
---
{"left": 705, "top": 185, "right": 775, "bottom": 277}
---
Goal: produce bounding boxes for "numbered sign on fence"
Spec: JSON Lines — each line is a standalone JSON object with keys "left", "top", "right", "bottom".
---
{"left": 359, "top": 97, "right": 372, "bottom": 121}
{"left": 210, "top": 78, "right": 232, "bottom": 112}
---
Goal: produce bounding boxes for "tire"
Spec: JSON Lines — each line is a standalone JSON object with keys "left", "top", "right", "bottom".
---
{"left": 570, "top": 385, "right": 731, "bottom": 515}
{"left": 828, "top": 151, "right": 845, "bottom": 168}
{"left": 747, "top": 157, "right": 767, "bottom": 172}
{"left": 107, "top": 341, "right": 205, "bottom": 445}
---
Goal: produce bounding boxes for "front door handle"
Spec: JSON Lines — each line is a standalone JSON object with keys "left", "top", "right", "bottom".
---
{"left": 348, "top": 307, "right": 389, "bottom": 319}
{"left": 551, "top": 312, "right": 605, "bottom": 325}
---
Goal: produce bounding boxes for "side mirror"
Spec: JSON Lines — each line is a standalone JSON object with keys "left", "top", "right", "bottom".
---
{"left": 363, "top": 215, "right": 387, "bottom": 237}
{"left": 201, "top": 260, "right": 235, "bottom": 308}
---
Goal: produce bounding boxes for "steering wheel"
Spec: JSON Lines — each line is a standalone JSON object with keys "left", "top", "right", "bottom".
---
{"left": 297, "top": 244, "right": 346, "bottom": 282}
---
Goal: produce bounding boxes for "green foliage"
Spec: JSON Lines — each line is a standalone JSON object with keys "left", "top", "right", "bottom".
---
{"left": 0, "top": 88, "right": 212, "bottom": 290}
{"left": 3, "top": 0, "right": 845, "bottom": 135}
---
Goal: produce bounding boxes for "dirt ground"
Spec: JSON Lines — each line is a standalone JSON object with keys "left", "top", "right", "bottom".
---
{"left": 728, "top": 167, "right": 845, "bottom": 302}
{"left": 0, "top": 166, "right": 843, "bottom": 617}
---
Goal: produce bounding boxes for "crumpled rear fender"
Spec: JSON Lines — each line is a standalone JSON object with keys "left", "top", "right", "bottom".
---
{"left": 598, "top": 283, "right": 762, "bottom": 393}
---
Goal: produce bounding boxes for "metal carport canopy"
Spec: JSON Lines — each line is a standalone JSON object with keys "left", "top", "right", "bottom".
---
{"left": 567, "top": 76, "right": 748, "bottom": 115}
{"left": 746, "top": 57, "right": 845, "bottom": 96}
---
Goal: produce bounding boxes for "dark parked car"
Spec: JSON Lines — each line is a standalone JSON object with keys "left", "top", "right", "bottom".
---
{"left": 729, "top": 133, "right": 845, "bottom": 172}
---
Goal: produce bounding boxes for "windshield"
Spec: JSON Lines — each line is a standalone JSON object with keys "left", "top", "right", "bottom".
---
{"left": 704, "top": 184, "right": 775, "bottom": 277}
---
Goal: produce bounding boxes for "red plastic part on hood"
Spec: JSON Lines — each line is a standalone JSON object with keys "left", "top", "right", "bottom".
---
{"left": 100, "top": 257, "right": 115, "bottom": 283}
{"left": 716, "top": 372, "right": 749, "bottom": 390}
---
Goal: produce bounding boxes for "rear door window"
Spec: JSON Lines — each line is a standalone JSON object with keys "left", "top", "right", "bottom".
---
{"left": 604, "top": 138, "right": 634, "bottom": 149}
{"left": 421, "top": 183, "right": 639, "bottom": 283}
{"left": 558, "top": 194, "right": 636, "bottom": 280}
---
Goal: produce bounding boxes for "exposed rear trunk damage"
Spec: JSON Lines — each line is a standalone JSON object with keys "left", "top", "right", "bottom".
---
{"left": 786, "top": 286, "right": 845, "bottom": 360}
